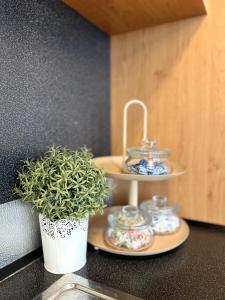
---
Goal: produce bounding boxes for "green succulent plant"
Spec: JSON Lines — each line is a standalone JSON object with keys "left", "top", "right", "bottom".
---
{"left": 14, "top": 146, "right": 110, "bottom": 222}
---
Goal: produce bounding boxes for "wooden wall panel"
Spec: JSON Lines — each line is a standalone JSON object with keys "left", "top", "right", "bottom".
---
{"left": 111, "top": 0, "right": 225, "bottom": 225}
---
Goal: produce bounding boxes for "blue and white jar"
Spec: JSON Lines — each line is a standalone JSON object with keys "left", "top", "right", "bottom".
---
{"left": 140, "top": 195, "right": 180, "bottom": 235}
{"left": 124, "top": 139, "right": 171, "bottom": 175}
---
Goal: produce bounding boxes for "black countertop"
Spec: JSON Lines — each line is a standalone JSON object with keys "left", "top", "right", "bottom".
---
{"left": 1, "top": 221, "right": 225, "bottom": 300}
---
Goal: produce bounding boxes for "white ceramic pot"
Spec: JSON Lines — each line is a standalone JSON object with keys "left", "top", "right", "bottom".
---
{"left": 39, "top": 214, "right": 88, "bottom": 274}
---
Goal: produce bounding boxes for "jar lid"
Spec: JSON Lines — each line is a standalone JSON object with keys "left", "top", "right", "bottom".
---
{"left": 108, "top": 205, "right": 151, "bottom": 229}
{"left": 127, "top": 139, "right": 170, "bottom": 159}
{"left": 140, "top": 195, "right": 179, "bottom": 214}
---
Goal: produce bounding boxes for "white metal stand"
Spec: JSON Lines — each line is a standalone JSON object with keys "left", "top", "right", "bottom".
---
{"left": 91, "top": 154, "right": 188, "bottom": 255}
{"left": 91, "top": 99, "right": 188, "bottom": 256}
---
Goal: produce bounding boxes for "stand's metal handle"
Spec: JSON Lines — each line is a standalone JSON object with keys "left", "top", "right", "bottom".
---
{"left": 123, "top": 99, "right": 148, "bottom": 166}
{"left": 123, "top": 100, "right": 148, "bottom": 207}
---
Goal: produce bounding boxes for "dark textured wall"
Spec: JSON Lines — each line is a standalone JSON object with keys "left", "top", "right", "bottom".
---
{"left": 0, "top": 0, "right": 110, "bottom": 204}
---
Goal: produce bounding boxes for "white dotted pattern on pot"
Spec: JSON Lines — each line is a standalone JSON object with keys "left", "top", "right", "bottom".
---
{"left": 40, "top": 216, "right": 87, "bottom": 239}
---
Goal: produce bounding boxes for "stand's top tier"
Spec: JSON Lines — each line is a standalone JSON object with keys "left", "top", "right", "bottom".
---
{"left": 94, "top": 156, "right": 185, "bottom": 182}
{"left": 95, "top": 99, "right": 185, "bottom": 181}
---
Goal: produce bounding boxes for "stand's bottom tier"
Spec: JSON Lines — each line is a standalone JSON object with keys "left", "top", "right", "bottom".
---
{"left": 88, "top": 207, "right": 190, "bottom": 256}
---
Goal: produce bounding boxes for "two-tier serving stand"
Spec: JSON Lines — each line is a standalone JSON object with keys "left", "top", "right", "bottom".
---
{"left": 88, "top": 100, "right": 189, "bottom": 256}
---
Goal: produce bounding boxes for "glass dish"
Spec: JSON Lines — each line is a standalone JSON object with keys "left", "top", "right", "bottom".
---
{"left": 140, "top": 195, "right": 180, "bottom": 235}
{"left": 105, "top": 205, "right": 153, "bottom": 251}
{"left": 124, "top": 139, "right": 172, "bottom": 175}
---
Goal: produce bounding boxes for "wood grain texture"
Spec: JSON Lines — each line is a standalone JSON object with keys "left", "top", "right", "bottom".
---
{"left": 111, "top": 0, "right": 225, "bottom": 225}
{"left": 63, "top": 0, "right": 207, "bottom": 35}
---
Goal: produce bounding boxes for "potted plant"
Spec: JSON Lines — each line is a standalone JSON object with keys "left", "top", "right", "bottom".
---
{"left": 15, "top": 146, "right": 109, "bottom": 274}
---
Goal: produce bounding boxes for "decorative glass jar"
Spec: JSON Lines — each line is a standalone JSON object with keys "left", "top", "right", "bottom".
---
{"left": 105, "top": 205, "right": 153, "bottom": 251}
{"left": 124, "top": 139, "right": 172, "bottom": 175}
{"left": 140, "top": 195, "right": 180, "bottom": 235}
